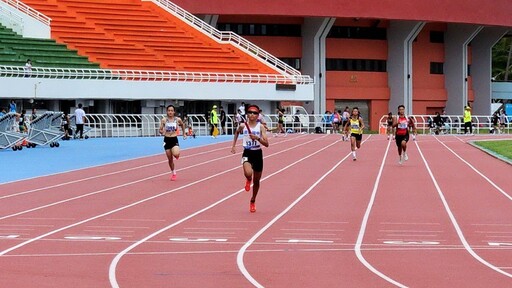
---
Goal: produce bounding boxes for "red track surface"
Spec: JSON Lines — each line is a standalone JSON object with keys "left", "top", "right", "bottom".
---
{"left": 0, "top": 134, "right": 511, "bottom": 287}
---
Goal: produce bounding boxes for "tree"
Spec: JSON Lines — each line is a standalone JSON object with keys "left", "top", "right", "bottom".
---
{"left": 492, "top": 36, "right": 512, "bottom": 81}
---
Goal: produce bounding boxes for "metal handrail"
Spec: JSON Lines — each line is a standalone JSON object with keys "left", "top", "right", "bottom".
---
{"left": 0, "top": 0, "right": 51, "bottom": 26}
{"left": 23, "top": 113, "right": 510, "bottom": 139}
{"left": 148, "top": 0, "right": 303, "bottom": 77}
{"left": 0, "top": 65, "right": 314, "bottom": 84}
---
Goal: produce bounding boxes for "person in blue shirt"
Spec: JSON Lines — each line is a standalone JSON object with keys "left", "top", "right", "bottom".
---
{"left": 9, "top": 100, "right": 16, "bottom": 113}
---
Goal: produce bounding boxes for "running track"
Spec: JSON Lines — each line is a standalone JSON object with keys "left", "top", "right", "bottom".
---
{"left": 0, "top": 134, "right": 511, "bottom": 287}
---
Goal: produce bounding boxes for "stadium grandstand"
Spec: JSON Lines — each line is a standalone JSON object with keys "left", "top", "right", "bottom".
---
{"left": 0, "top": 0, "right": 511, "bottom": 130}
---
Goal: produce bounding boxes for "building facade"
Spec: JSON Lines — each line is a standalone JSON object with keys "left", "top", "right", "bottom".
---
{"left": 173, "top": 0, "right": 512, "bottom": 128}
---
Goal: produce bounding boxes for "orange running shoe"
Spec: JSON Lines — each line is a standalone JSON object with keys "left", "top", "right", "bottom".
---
{"left": 245, "top": 179, "right": 251, "bottom": 191}
{"left": 171, "top": 174, "right": 177, "bottom": 181}
{"left": 250, "top": 202, "right": 256, "bottom": 213}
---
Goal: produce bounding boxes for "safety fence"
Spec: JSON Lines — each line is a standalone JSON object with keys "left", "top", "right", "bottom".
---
{"left": 7, "top": 113, "right": 508, "bottom": 140}
{"left": 0, "top": 65, "right": 312, "bottom": 84}
{"left": 378, "top": 114, "right": 511, "bottom": 135}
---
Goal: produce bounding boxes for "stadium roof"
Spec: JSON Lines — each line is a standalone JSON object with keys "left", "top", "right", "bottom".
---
{"left": 173, "top": 0, "right": 512, "bottom": 27}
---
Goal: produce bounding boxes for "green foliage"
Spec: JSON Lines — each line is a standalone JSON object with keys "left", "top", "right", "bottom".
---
{"left": 492, "top": 36, "right": 512, "bottom": 81}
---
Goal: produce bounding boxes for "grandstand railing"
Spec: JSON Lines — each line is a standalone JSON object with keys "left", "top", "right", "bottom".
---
{"left": 1, "top": 0, "right": 51, "bottom": 26}
{"left": 149, "top": 0, "right": 304, "bottom": 78}
{"left": 75, "top": 113, "right": 510, "bottom": 138}
{"left": 0, "top": 65, "right": 314, "bottom": 84}
{"left": 378, "top": 114, "right": 511, "bottom": 135}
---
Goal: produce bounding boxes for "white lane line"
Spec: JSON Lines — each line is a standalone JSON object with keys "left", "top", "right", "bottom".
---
{"left": 415, "top": 141, "right": 512, "bottom": 278}
{"left": 0, "top": 135, "right": 328, "bottom": 257}
{"left": 353, "top": 138, "right": 407, "bottom": 287}
{"left": 109, "top": 136, "right": 338, "bottom": 288}
{"left": 237, "top": 136, "right": 386, "bottom": 288}
{"left": 0, "top": 152, "right": 243, "bottom": 221}
{"left": 435, "top": 137, "right": 512, "bottom": 200}
{"left": 0, "top": 141, "right": 237, "bottom": 187}
{"left": 0, "top": 135, "right": 305, "bottom": 198}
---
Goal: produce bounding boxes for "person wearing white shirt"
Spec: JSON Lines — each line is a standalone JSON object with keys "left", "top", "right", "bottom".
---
{"left": 74, "top": 103, "right": 86, "bottom": 139}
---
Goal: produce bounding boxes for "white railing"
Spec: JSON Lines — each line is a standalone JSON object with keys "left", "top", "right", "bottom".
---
{"left": 0, "top": 65, "right": 314, "bottom": 84}
{"left": 0, "top": 4, "right": 23, "bottom": 34}
{"left": 77, "top": 113, "right": 335, "bottom": 138}
{"left": 148, "top": 0, "right": 303, "bottom": 77}
{"left": 23, "top": 113, "right": 510, "bottom": 139}
{"left": 378, "top": 114, "right": 511, "bottom": 135}
{"left": 0, "top": 0, "right": 51, "bottom": 26}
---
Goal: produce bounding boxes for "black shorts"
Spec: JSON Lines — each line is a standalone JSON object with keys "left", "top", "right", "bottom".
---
{"left": 395, "top": 133, "right": 409, "bottom": 146}
{"left": 242, "top": 149, "right": 263, "bottom": 172}
{"left": 163, "top": 136, "right": 179, "bottom": 150}
{"left": 351, "top": 133, "right": 362, "bottom": 141}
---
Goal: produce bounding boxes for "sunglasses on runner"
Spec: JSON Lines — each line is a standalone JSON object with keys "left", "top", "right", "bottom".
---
{"left": 247, "top": 111, "right": 259, "bottom": 115}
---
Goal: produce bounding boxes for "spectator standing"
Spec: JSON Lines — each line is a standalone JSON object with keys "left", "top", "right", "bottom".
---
{"left": 463, "top": 105, "right": 473, "bottom": 135}
{"left": 499, "top": 110, "right": 507, "bottom": 133}
{"left": 74, "top": 103, "right": 86, "bottom": 140}
{"left": 386, "top": 112, "right": 394, "bottom": 140}
{"left": 341, "top": 107, "right": 350, "bottom": 139}
{"left": 62, "top": 112, "right": 71, "bottom": 140}
{"left": 219, "top": 106, "right": 227, "bottom": 135}
{"left": 238, "top": 102, "right": 246, "bottom": 118}
{"left": 18, "top": 109, "right": 27, "bottom": 133}
{"left": 491, "top": 112, "right": 499, "bottom": 134}
{"left": 9, "top": 100, "right": 16, "bottom": 113}
{"left": 210, "top": 105, "right": 219, "bottom": 138}
{"left": 30, "top": 108, "right": 37, "bottom": 122}
{"left": 24, "top": 59, "right": 32, "bottom": 77}
{"left": 275, "top": 108, "right": 286, "bottom": 136}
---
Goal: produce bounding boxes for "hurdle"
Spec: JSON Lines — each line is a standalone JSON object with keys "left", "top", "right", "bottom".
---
{"left": 0, "top": 112, "right": 26, "bottom": 151}
{"left": 26, "top": 112, "right": 64, "bottom": 148}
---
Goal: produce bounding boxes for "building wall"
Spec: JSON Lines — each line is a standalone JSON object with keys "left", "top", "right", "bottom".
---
{"left": 412, "top": 23, "right": 447, "bottom": 115}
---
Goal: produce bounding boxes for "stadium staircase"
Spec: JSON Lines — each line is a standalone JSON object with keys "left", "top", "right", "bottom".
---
{"left": 0, "top": 24, "right": 100, "bottom": 68}
{"left": 20, "top": 0, "right": 278, "bottom": 74}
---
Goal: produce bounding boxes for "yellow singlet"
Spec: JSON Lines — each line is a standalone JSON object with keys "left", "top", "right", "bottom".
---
{"left": 350, "top": 118, "right": 362, "bottom": 134}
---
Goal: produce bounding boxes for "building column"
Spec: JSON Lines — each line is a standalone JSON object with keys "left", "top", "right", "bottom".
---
{"left": 471, "top": 27, "right": 509, "bottom": 115}
{"left": 444, "top": 24, "right": 483, "bottom": 115}
{"left": 302, "top": 17, "right": 335, "bottom": 114}
{"left": 387, "top": 21, "right": 425, "bottom": 114}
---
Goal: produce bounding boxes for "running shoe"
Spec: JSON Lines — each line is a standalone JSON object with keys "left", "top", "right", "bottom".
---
{"left": 404, "top": 152, "right": 408, "bottom": 161}
{"left": 171, "top": 174, "right": 177, "bottom": 181}
{"left": 245, "top": 179, "right": 251, "bottom": 191}
{"left": 398, "top": 155, "right": 403, "bottom": 165}
{"left": 250, "top": 202, "right": 256, "bottom": 213}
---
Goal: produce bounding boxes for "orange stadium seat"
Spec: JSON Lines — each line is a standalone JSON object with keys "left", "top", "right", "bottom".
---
{"left": 21, "top": 0, "right": 278, "bottom": 74}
